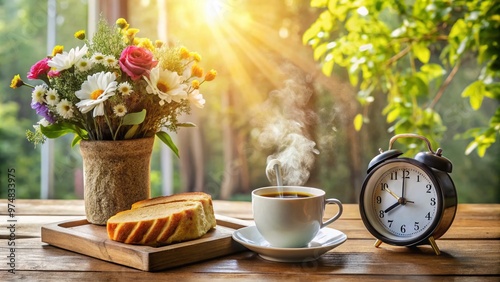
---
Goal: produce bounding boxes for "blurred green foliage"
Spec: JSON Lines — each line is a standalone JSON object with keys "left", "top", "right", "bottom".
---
{"left": 303, "top": 0, "right": 500, "bottom": 157}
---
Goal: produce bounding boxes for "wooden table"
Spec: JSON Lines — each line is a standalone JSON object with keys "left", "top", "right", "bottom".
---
{"left": 1, "top": 200, "right": 499, "bottom": 280}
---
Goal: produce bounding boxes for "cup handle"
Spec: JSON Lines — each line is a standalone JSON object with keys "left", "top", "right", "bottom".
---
{"left": 321, "top": 198, "right": 343, "bottom": 228}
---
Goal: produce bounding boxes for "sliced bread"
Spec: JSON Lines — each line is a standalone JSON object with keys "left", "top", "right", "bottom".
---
{"left": 131, "top": 192, "right": 216, "bottom": 231}
{"left": 107, "top": 200, "right": 213, "bottom": 246}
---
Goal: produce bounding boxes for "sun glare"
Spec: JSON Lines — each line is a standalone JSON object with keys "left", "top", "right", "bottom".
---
{"left": 197, "top": 0, "right": 307, "bottom": 103}
{"left": 204, "top": 0, "right": 225, "bottom": 24}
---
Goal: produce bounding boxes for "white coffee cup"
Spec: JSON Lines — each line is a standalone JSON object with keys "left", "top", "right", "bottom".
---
{"left": 252, "top": 186, "right": 343, "bottom": 248}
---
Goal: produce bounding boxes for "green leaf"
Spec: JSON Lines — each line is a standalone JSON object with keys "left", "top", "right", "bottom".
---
{"left": 420, "top": 64, "right": 446, "bottom": 81}
{"left": 176, "top": 122, "right": 197, "bottom": 128}
{"left": 40, "top": 122, "right": 82, "bottom": 139}
{"left": 413, "top": 42, "right": 430, "bottom": 63}
{"left": 124, "top": 124, "right": 139, "bottom": 139}
{"left": 319, "top": 10, "right": 334, "bottom": 30}
{"left": 310, "top": 0, "right": 328, "bottom": 8}
{"left": 489, "top": 108, "right": 500, "bottom": 127}
{"left": 461, "top": 80, "right": 485, "bottom": 110}
{"left": 71, "top": 135, "right": 82, "bottom": 147}
{"left": 354, "top": 113, "right": 363, "bottom": 131}
{"left": 156, "top": 131, "right": 179, "bottom": 158}
{"left": 408, "top": 75, "right": 429, "bottom": 96}
{"left": 485, "top": 83, "right": 500, "bottom": 99}
{"left": 302, "top": 22, "right": 321, "bottom": 45}
{"left": 477, "top": 143, "right": 487, "bottom": 157}
{"left": 314, "top": 43, "right": 329, "bottom": 61}
{"left": 122, "top": 109, "right": 146, "bottom": 125}
{"left": 386, "top": 107, "right": 400, "bottom": 123}
{"left": 464, "top": 140, "right": 478, "bottom": 155}
{"left": 449, "top": 19, "right": 466, "bottom": 40}
{"left": 321, "top": 57, "right": 335, "bottom": 77}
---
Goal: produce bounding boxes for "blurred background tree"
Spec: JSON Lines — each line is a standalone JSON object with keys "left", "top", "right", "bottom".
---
{"left": 304, "top": 0, "right": 499, "bottom": 156}
{"left": 0, "top": 0, "right": 88, "bottom": 198}
{"left": 1, "top": 0, "right": 498, "bottom": 203}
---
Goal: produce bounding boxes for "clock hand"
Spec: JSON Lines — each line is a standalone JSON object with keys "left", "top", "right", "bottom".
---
{"left": 383, "top": 186, "right": 401, "bottom": 200}
{"left": 401, "top": 172, "right": 406, "bottom": 198}
{"left": 384, "top": 202, "right": 400, "bottom": 213}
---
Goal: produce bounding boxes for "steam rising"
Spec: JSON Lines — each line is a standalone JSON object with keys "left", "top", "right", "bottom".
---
{"left": 255, "top": 65, "right": 319, "bottom": 186}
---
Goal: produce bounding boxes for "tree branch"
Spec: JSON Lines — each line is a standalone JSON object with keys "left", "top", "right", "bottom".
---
{"left": 428, "top": 61, "right": 461, "bottom": 109}
{"left": 386, "top": 45, "right": 412, "bottom": 67}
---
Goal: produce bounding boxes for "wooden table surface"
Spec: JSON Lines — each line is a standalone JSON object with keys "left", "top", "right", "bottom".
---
{"left": 1, "top": 200, "right": 499, "bottom": 281}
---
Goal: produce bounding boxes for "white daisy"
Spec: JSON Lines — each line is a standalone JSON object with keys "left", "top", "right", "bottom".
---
{"left": 144, "top": 66, "right": 187, "bottom": 105}
{"left": 91, "top": 52, "right": 106, "bottom": 64}
{"left": 118, "top": 81, "right": 134, "bottom": 95}
{"left": 113, "top": 104, "right": 127, "bottom": 117}
{"left": 56, "top": 99, "right": 74, "bottom": 119}
{"left": 188, "top": 89, "right": 205, "bottom": 109}
{"left": 48, "top": 44, "right": 88, "bottom": 72}
{"left": 75, "top": 72, "right": 118, "bottom": 117}
{"left": 32, "top": 85, "right": 46, "bottom": 103}
{"left": 103, "top": 55, "right": 119, "bottom": 68}
{"left": 75, "top": 58, "right": 92, "bottom": 72}
{"left": 45, "top": 88, "right": 59, "bottom": 106}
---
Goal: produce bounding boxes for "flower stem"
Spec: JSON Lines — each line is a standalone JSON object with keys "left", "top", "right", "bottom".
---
{"left": 103, "top": 112, "right": 116, "bottom": 141}
{"left": 93, "top": 117, "right": 101, "bottom": 140}
{"left": 114, "top": 120, "right": 123, "bottom": 140}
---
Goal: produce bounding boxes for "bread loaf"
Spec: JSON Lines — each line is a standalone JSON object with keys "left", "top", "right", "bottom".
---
{"left": 132, "top": 192, "right": 216, "bottom": 231}
{"left": 107, "top": 192, "right": 216, "bottom": 246}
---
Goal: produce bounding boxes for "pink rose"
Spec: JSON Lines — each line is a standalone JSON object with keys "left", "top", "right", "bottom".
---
{"left": 119, "top": 46, "right": 158, "bottom": 80}
{"left": 27, "top": 58, "right": 51, "bottom": 80}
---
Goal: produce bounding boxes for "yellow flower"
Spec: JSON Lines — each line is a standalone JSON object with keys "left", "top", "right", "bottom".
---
{"left": 191, "top": 80, "right": 200, "bottom": 89}
{"left": 74, "top": 30, "right": 86, "bottom": 40}
{"left": 52, "top": 45, "right": 64, "bottom": 56}
{"left": 204, "top": 69, "right": 217, "bottom": 81}
{"left": 155, "top": 40, "right": 164, "bottom": 48}
{"left": 116, "top": 18, "right": 129, "bottom": 29}
{"left": 10, "top": 74, "right": 24, "bottom": 89}
{"left": 126, "top": 28, "right": 140, "bottom": 38}
{"left": 191, "top": 64, "right": 203, "bottom": 78}
{"left": 179, "top": 47, "right": 190, "bottom": 59}
{"left": 136, "top": 38, "right": 154, "bottom": 51}
{"left": 190, "top": 52, "right": 201, "bottom": 62}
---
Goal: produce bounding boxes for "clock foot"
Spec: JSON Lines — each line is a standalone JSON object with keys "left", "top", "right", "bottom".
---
{"left": 428, "top": 236, "right": 441, "bottom": 255}
{"left": 374, "top": 239, "right": 383, "bottom": 248}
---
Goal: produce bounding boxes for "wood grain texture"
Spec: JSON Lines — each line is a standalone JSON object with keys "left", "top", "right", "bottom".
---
{"left": 0, "top": 202, "right": 498, "bottom": 280}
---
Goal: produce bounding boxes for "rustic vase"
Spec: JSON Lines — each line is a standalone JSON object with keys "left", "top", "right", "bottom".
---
{"left": 79, "top": 137, "right": 154, "bottom": 225}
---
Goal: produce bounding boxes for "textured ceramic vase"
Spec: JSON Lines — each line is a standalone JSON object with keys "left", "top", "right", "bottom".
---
{"left": 79, "top": 137, "right": 154, "bottom": 225}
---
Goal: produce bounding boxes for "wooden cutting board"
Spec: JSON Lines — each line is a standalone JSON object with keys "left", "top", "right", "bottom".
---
{"left": 41, "top": 214, "right": 251, "bottom": 271}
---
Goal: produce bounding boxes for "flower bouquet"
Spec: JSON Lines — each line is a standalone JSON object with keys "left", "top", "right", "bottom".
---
{"left": 11, "top": 17, "right": 216, "bottom": 157}
{"left": 10, "top": 18, "right": 217, "bottom": 224}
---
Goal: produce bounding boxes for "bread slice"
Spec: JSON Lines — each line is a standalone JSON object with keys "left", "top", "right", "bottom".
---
{"left": 107, "top": 201, "right": 213, "bottom": 246}
{"left": 131, "top": 192, "right": 216, "bottom": 231}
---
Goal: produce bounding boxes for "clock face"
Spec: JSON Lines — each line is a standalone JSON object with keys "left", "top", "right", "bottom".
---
{"left": 360, "top": 159, "right": 442, "bottom": 245}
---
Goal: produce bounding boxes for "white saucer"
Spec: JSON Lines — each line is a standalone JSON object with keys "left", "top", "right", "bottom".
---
{"left": 232, "top": 226, "right": 347, "bottom": 262}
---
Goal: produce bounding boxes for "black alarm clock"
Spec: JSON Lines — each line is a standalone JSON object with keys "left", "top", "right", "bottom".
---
{"left": 359, "top": 133, "right": 457, "bottom": 255}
